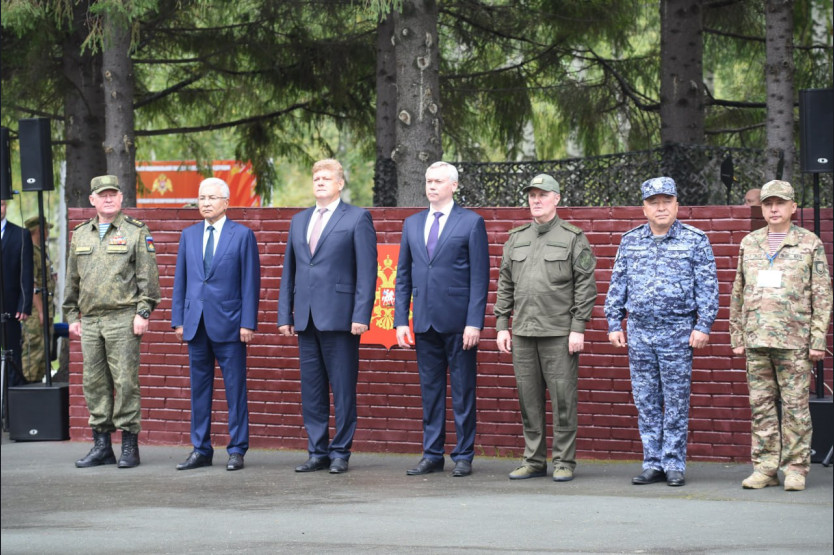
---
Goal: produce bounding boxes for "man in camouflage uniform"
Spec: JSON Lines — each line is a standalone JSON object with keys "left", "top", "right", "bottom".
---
{"left": 730, "top": 180, "right": 833, "bottom": 492}
{"left": 495, "top": 174, "right": 597, "bottom": 483}
{"left": 64, "top": 175, "right": 160, "bottom": 469}
{"left": 21, "top": 217, "right": 56, "bottom": 383}
{"left": 605, "top": 177, "right": 718, "bottom": 487}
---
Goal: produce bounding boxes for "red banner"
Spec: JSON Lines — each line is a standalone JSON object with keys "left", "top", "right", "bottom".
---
{"left": 361, "top": 244, "right": 412, "bottom": 350}
{"left": 135, "top": 160, "right": 261, "bottom": 208}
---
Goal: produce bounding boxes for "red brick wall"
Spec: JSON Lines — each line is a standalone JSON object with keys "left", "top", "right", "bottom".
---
{"left": 67, "top": 206, "right": 833, "bottom": 462}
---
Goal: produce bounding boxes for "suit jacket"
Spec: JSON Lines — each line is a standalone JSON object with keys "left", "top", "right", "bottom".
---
{"left": 278, "top": 202, "right": 377, "bottom": 332}
{"left": 394, "top": 204, "right": 490, "bottom": 334}
{"left": 171, "top": 219, "right": 260, "bottom": 343}
{"left": 2, "top": 221, "right": 34, "bottom": 317}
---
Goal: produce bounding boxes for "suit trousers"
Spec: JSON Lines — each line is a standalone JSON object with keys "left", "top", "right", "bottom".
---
{"left": 187, "top": 318, "right": 249, "bottom": 457}
{"left": 414, "top": 328, "right": 477, "bottom": 462}
{"left": 511, "top": 335, "right": 577, "bottom": 471}
{"left": 297, "top": 326, "right": 359, "bottom": 460}
{"left": 3, "top": 320, "right": 25, "bottom": 386}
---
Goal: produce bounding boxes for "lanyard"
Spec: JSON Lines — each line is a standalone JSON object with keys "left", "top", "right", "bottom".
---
{"left": 766, "top": 251, "right": 779, "bottom": 267}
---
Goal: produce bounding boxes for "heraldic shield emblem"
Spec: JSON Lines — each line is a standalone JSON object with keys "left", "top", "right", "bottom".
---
{"left": 361, "top": 244, "right": 413, "bottom": 349}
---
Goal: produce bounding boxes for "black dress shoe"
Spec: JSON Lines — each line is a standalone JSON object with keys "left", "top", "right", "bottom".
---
{"left": 176, "top": 450, "right": 212, "bottom": 470}
{"left": 227, "top": 453, "right": 244, "bottom": 471}
{"left": 632, "top": 468, "right": 666, "bottom": 485}
{"left": 295, "top": 457, "right": 330, "bottom": 472}
{"left": 451, "top": 460, "right": 472, "bottom": 477}
{"left": 329, "top": 458, "right": 349, "bottom": 474}
{"left": 406, "top": 457, "right": 444, "bottom": 476}
{"left": 666, "top": 470, "right": 686, "bottom": 486}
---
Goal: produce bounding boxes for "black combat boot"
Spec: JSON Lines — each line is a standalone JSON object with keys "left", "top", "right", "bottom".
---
{"left": 118, "top": 430, "right": 141, "bottom": 468}
{"left": 75, "top": 430, "right": 117, "bottom": 468}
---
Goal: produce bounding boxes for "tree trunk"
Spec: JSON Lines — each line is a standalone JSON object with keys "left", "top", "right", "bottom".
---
{"left": 374, "top": 12, "right": 399, "bottom": 207}
{"left": 393, "top": 0, "right": 441, "bottom": 207}
{"left": 765, "top": 0, "right": 795, "bottom": 182}
{"left": 659, "top": 0, "right": 705, "bottom": 145}
{"left": 102, "top": 10, "right": 137, "bottom": 207}
{"left": 62, "top": 0, "right": 106, "bottom": 209}
{"left": 660, "top": 0, "right": 707, "bottom": 205}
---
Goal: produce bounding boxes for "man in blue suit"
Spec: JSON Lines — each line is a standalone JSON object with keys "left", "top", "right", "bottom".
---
{"left": 1, "top": 199, "right": 33, "bottom": 388}
{"left": 278, "top": 159, "right": 377, "bottom": 475}
{"left": 172, "top": 178, "right": 260, "bottom": 471}
{"left": 395, "top": 161, "right": 490, "bottom": 477}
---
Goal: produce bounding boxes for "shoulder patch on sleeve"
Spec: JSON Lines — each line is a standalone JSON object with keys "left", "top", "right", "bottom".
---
{"left": 559, "top": 220, "right": 583, "bottom": 235}
{"left": 145, "top": 235, "right": 156, "bottom": 252}
{"left": 509, "top": 223, "right": 531, "bottom": 234}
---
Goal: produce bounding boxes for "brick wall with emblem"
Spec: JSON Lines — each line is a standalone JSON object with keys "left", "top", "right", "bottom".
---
{"left": 66, "top": 206, "right": 833, "bottom": 463}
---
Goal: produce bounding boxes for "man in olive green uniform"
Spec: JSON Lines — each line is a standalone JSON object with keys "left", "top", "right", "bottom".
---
{"left": 64, "top": 175, "right": 160, "bottom": 469}
{"left": 495, "top": 174, "right": 597, "bottom": 482}
{"left": 730, "top": 180, "right": 832, "bottom": 492}
{"left": 21, "top": 217, "right": 56, "bottom": 383}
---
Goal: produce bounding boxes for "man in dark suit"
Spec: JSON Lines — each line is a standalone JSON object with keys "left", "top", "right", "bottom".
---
{"left": 1, "top": 199, "right": 34, "bottom": 387}
{"left": 172, "top": 178, "right": 261, "bottom": 471}
{"left": 395, "top": 161, "right": 490, "bottom": 477}
{"left": 278, "top": 159, "right": 377, "bottom": 475}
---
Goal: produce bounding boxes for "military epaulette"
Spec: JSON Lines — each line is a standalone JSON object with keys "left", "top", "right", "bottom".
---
{"left": 124, "top": 215, "right": 145, "bottom": 228}
{"left": 508, "top": 223, "right": 531, "bottom": 234}
{"left": 621, "top": 224, "right": 645, "bottom": 237}
{"left": 559, "top": 220, "right": 583, "bottom": 235}
{"left": 73, "top": 218, "right": 94, "bottom": 231}
{"left": 680, "top": 222, "right": 706, "bottom": 236}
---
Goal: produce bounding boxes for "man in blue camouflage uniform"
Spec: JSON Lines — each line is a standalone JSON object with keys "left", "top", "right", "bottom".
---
{"left": 604, "top": 177, "right": 718, "bottom": 487}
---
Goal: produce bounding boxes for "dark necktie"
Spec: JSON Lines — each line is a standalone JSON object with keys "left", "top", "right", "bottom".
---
{"left": 426, "top": 211, "right": 442, "bottom": 259}
{"left": 309, "top": 208, "right": 327, "bottom": 254}
{"left": 204, "top": 225, "right": 215, "bottom": 275}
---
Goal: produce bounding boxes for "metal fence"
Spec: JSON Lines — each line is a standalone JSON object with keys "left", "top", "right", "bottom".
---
{"left": 455, "top": 145, "right": 833, "bottom": 208}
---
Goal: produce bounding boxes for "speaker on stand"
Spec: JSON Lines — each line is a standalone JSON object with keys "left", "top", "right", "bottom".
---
{"left": 8, "top": 118, "right": 69, "bottom": 442}
{"left": 799, "top": 89, "right": 834, "bottom": 465}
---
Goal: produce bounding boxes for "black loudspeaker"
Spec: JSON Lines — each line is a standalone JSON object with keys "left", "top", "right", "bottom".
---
{"left": 18, "top": 118, "right": 54, "bottom": 192}
{"left": 809, "top": 396, "right": 832, "bottom": 464}
{"left": 1, "top": 126, "right": 12, "bottom": 200}
{"left": 799, "top": 89, "right": 834, "bottom": 174}
{"left": 8, "top": 382, "right": 70, "bottom": 441}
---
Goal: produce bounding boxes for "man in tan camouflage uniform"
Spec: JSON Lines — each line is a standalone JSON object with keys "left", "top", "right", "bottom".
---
{"left": 64, "top": 175, "right": 160, "bottom": 469}
{"left": 730, "top": 180, "right": 833, "bottom": 492}
{"left": 495, "top": 174, "right": 597, "bottom": 483}
{"left": 21, "top": 217, "right": 55, "bottom": 383}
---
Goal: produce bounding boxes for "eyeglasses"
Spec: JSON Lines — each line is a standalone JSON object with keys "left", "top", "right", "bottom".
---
{"left": 197, "top": 196, "right": 228, "bottom": 203}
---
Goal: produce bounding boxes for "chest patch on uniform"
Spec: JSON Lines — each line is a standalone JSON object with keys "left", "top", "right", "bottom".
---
{"left": 109, "top": 231, "right": 127, "bottom": 246}
{"left": 75, "top": 246, "right": 93, "bottom": 255}
{"left": 146, "top": 236, "right": 155, "bottom": 252}
{"left": 106, "top": 245, "right": 128, "bottom": 253}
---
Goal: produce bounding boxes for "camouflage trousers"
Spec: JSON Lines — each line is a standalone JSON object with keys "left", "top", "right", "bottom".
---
{"left": 512, "top": 335, "right": 578, "bottom": 471}
{"left": 627, "top": 320, "right": 693, "bottom": 472}
{"left": 746, "top": 348, "right": 812, "bottom": 476}
{"left": 21, "top": 315, "right": 51, "bottom": 383}
{"left": 80, "top": 309, "right": 142, "bottom": 434}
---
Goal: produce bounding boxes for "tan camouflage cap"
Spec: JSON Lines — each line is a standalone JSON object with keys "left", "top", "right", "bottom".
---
{"left": 90, "top": 175, "right": 120, "bottom": 194}
{"left": 24, "top": 216, "right": 53, "bottom": 230}
{"left": 522, "top": 174, "right": 560, "bottom": 194}
{"left": 760, "top": 180, "right": 794, "bottom": 202}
